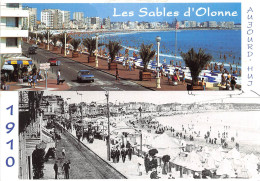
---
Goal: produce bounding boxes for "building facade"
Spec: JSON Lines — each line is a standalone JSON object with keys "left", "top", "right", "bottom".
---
{"left": 0, "top": 3, "right": 28, "bottom": 66}
{"left": 41, "top": 9, "right": 63, "bottom": 29}
{"left": 73, "top": 12, "right": 84, "bottom": 21}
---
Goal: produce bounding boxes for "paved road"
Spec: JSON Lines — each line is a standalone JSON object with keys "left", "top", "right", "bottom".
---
{"left": 22, "top": 43, "right": 148, "bottom": 91}
{"left": 54, "top": 127, "right": 126, "bottom": 179}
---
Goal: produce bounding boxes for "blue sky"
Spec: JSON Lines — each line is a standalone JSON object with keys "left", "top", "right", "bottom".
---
{"left": 24, "top": 3, "right": 241, "bottom": 23}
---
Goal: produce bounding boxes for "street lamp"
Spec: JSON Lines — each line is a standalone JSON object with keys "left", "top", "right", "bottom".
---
{"left": 105, "top": 91, "right": 111, "bottom": 161}
{"left": 64, "top": 32, "right": 67, "bottom": 56}
{"left": 47, "top": 30, "right": 50, "bottom": 50}
{"left": 156, "top": 36, "right": 161, "bottom": 89}
{"left": 95, "top": 33, "right": 99, "bottom": 67}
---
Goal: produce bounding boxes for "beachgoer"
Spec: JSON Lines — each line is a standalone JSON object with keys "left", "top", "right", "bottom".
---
{"left": 202, "top": 78, "right": 206, "bottom": 91}
{"left": 230, "top": 76, "right": 236, "bottom": 90}
{"left": 182, "top": 72, "right": 185, "bottom": 84}
{"left": 226, "top": 77, "right": 230, "bottom": 90}
{"left": 33, "top": 73, "right": 37, "bottom": 88}
{"left": 221, "top": 73, "right": 226, "bottom": 86}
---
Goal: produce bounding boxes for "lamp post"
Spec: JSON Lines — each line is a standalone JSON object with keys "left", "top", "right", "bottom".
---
{"left": 105, "top": 91, "right": 111, "bottom": 161}
{"left": 95, "top": 33, "right": 99, "bottom": 67}
{"left": 36, "top": 32, "right": 38, "bottom": 45}
{"left": 47, "top": 30, "right": 50, "bottom": 50}
{"left": 64, "top": 32, "right": 67, "bottom": 56}
{"left": 156, "top": 36, "right": 161, "bottom": 88}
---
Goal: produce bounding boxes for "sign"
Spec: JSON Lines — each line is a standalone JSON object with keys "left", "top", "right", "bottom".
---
{"left": 40, "top": 63, "right": 50, "bottom": 70}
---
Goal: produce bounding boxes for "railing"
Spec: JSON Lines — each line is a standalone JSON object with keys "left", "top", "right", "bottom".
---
{"left": 0, "top": 4, "right": 23, "bottom": 10}
{"left": 0, "top": 25, "right": 28, "bottom": 30}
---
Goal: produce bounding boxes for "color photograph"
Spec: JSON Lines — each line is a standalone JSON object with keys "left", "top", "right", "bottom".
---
{"left": 1, "top": 3, "right": 241, "bottom": 91}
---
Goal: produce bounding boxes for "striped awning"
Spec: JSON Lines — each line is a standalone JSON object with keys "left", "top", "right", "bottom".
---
{"left": 6, "top": 60, "right": 33, "bottom": 65}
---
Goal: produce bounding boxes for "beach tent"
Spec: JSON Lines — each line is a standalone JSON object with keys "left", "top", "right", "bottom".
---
{"left": 227, "top": 148, "right": 241, "bottom": 160}
{"left": 151, "top": 133, "right": 181, "bottom": 149}
{"left": 204, "top": 156, "right": 217, "bottom": 170}
{"left": 185, "top": 151, "right": 204, "bottom": 171}
{"left": 216, "top": 159, "right": 236, "bottom": 177}
{"left": 210, "top": 149, "right": 223, "bottom": 163}
{"left": 244, "top": 153, "right": 259, "bottom": 164}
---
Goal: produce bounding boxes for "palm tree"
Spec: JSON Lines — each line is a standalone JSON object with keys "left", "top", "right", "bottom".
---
{"left": 139, "top": 43, "right": 156, "bottom": 72}
{"left": 43, "top": 31, "right": 53, "bottom": 45}
{"left": 181, "top": 48, "right": 212, "bottom": 85}
{"left": 82, "top": 37, "right": 97, "bottom": 57}
{"left": 58, "top": 33, "right": 71, "bottom": 54}
{"left": 38, "top": 34, "right": 44, "bottom": 44}
{"left": 51, "top": 35, "right": 58, "bottom": 47}
{"left": 106, "top": 41, "right": 122, "bottom": 63}
{"left": 70, "top": 39, "right": 81, "bottom": 58}
{"left": 70, "top": 39, "right": 81, "bottom": 52}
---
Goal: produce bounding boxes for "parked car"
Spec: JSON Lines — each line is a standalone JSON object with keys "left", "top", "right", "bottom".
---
{"left": 28, "top": 46, "right": 36, "bottom": 54}
{"left": 31, "top": 44, "right": 38, "bottom": 49}
{"left": 77, "top": 70, "right": 94, "bottom": 82}
{"left": 48, "top": 57, "right": 59, "bottom": 66}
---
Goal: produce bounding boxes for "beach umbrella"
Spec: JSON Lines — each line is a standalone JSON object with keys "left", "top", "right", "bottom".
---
{"left": 2, "top": 64, "right": 14, "bottom": 71}
{"left": 149, "top": 149, "right": 158, "bottom": 157}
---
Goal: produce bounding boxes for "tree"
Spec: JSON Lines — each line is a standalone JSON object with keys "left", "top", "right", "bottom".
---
{"left": 29, "top": 32, "right": 36, "bottom": 40}
{"left": 32, "top": 147, "right": 45, "bottom": 179}
{"left": 58, "top": 33, "right": 71, "bottom": 51}
{"left": 106, "top": 41, "right": 122, "bottom": 63}
{"left": 139, "top": 43, "right": 156, "bottom": 72}
{"left": 82, "top": 37, "right": 99, "bottom": 57}
{"left": 43, "top": 31, "right": 53, "bottom": 44}
{"left": 38, "top": 34, "right": 44, "bottom": 43}
{"left": 70, "top": 39, "right": 81, "bottom": 52}
{"left": 51, "top": 35, "right": 58, "bottom": 47}
{"left": 181, "top": 48, "right": 212, "bottom": 85}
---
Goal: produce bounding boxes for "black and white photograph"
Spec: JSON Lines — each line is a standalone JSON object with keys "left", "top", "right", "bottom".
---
{"left": 18, "top": 91, "right": 260, "bottom": 179}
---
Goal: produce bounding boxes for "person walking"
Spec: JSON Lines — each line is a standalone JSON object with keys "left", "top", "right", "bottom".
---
{"left": 62, "top": 161, "right": 70, "bottom": 179}
{"left": 53, "top": 162, "right": 58, "bottom": 179}
{"left": 201, "top": 78, "right": 206, "bottom": 91}
{"left": 115, "top": 148, "right": 120, "bottom": 163}
{"left": 127, "top": 147, "right": 133, "bottom": 161}
{"left": 32, "top": 73, "right": 37, "bottom": 88}
{"left": 121, "top": 148, "right": 127, "bottom": 163}
{"left": 226, "top": 77, "right": 230, "bottom": 90}
{"left": 182, "top": 72, "right": 185, "bottom": 84}
{"left": 230, "top": 76, "right": 236, "bottom": 90}
{"left": 57, "top": 69, "right": 61, "bottom": 85}
{"left": 62, "top": 148, "right": 66, "bottom": 157}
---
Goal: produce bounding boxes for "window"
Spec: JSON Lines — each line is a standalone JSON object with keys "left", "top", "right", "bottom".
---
{"left": 6, "top": 38, "right": 18, "bottom": 47}
{"left": 6, "top": 3, "right": 19, "bottom": 8}
{"left": 6, "top": 17, "right": 19, "bottom": 27}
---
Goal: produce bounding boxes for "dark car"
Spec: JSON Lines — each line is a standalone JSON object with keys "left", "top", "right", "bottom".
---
{"left": 31, "top": 44, "right": 38, "bottom": 49}
{"left": 28, "top": 46, "right": 36, "bottom": 54}
{"left": 77, "top": 70, "right": 94, "bottom": 82}
{"left": 48, "top": 57, "right": 60, "bottom": 66}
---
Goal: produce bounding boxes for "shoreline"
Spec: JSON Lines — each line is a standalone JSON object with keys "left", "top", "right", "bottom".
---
{"left": 126, "top": 110, "right": 260, "bottom": 157}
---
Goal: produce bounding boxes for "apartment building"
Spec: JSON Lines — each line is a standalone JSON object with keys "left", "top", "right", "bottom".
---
{"left": 23, "top": 6, "right": 37, "bottom": 31}
{"left": 41, "top": 9, "right": 63, "bottom": 29}
{"left": 0, "top": 3, "right": 28, "bottom": 66}
{"left": 73, "top": 12, "right": 84, "bottom": 21}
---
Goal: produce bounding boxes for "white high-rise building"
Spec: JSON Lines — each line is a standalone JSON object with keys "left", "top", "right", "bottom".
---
{"left": 0, "top": 3, "right": 29, "bottom": 65}
{"left": 73, "top": 12, "right": 84, "bottom": 21}
{"left": 23, "top": 7, "right": 37, "bottom": 31}
{"left": 61, "top": 10, "right": 70, "bottom": 29}
{"left": 41, "top": 9, "right": 63, "bottom": 29}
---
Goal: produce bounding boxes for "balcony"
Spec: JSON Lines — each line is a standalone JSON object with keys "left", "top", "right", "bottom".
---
{"left": 0, "top": 5, "right": 28, "bottom": 17}
{"left": 0, "top": 26, "right": 28, "bottom": 38}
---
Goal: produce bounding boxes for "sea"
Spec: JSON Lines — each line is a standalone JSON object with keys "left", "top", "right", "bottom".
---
{"left": 73, "top": 29, "right": 241, "bottom": 68}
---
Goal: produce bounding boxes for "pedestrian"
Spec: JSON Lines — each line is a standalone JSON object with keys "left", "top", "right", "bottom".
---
{"left": 57, "top": 69, "right": 61, "bottom": 85}
{"left": 226, "top": 77, "right": 230, "bottom": 90}
{"left": 230, "top": 76, "right": 236, "bottom": 90}
{"left": 167, "top": 73, "right": 171, "bottom": 85}
{"left": 32, "top": 73, "right": 37, "bottom": 88}
{"left": 182, "top": 72, "right": 185, "bottom": 84}
{"left": 115, "top": 148, "right": 120, "bottom": 163}
{"left": 28, "top": 73, "right": 32, "bottom": 86}
{"left": 221, "top": 73, "right": 226, "bottom": 86}
{"left": 127, "top": 147, "right": 133, "bottom": 161}
{"left": 62, "top": 161, "right": 70, "bottom": 179}
{"left": 116, "top": 68, "right": 120, "bottom": 81}
{"left": 201, "top": 78, "right": 206, "bottom": 91}
{"left": 53, "top": 161, "right": 58, "bottom": 179}
{"left": 121, "top": 148, "right": 127, "bottom": 163}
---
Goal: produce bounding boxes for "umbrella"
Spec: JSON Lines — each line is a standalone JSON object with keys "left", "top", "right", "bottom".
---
{"left": 149, "top": 149, "right": 158, "bottom": 157}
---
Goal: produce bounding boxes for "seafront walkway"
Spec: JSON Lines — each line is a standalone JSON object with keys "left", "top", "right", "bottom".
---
{"left": 33, "top": 43, "right": 196, "bottom": 91}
